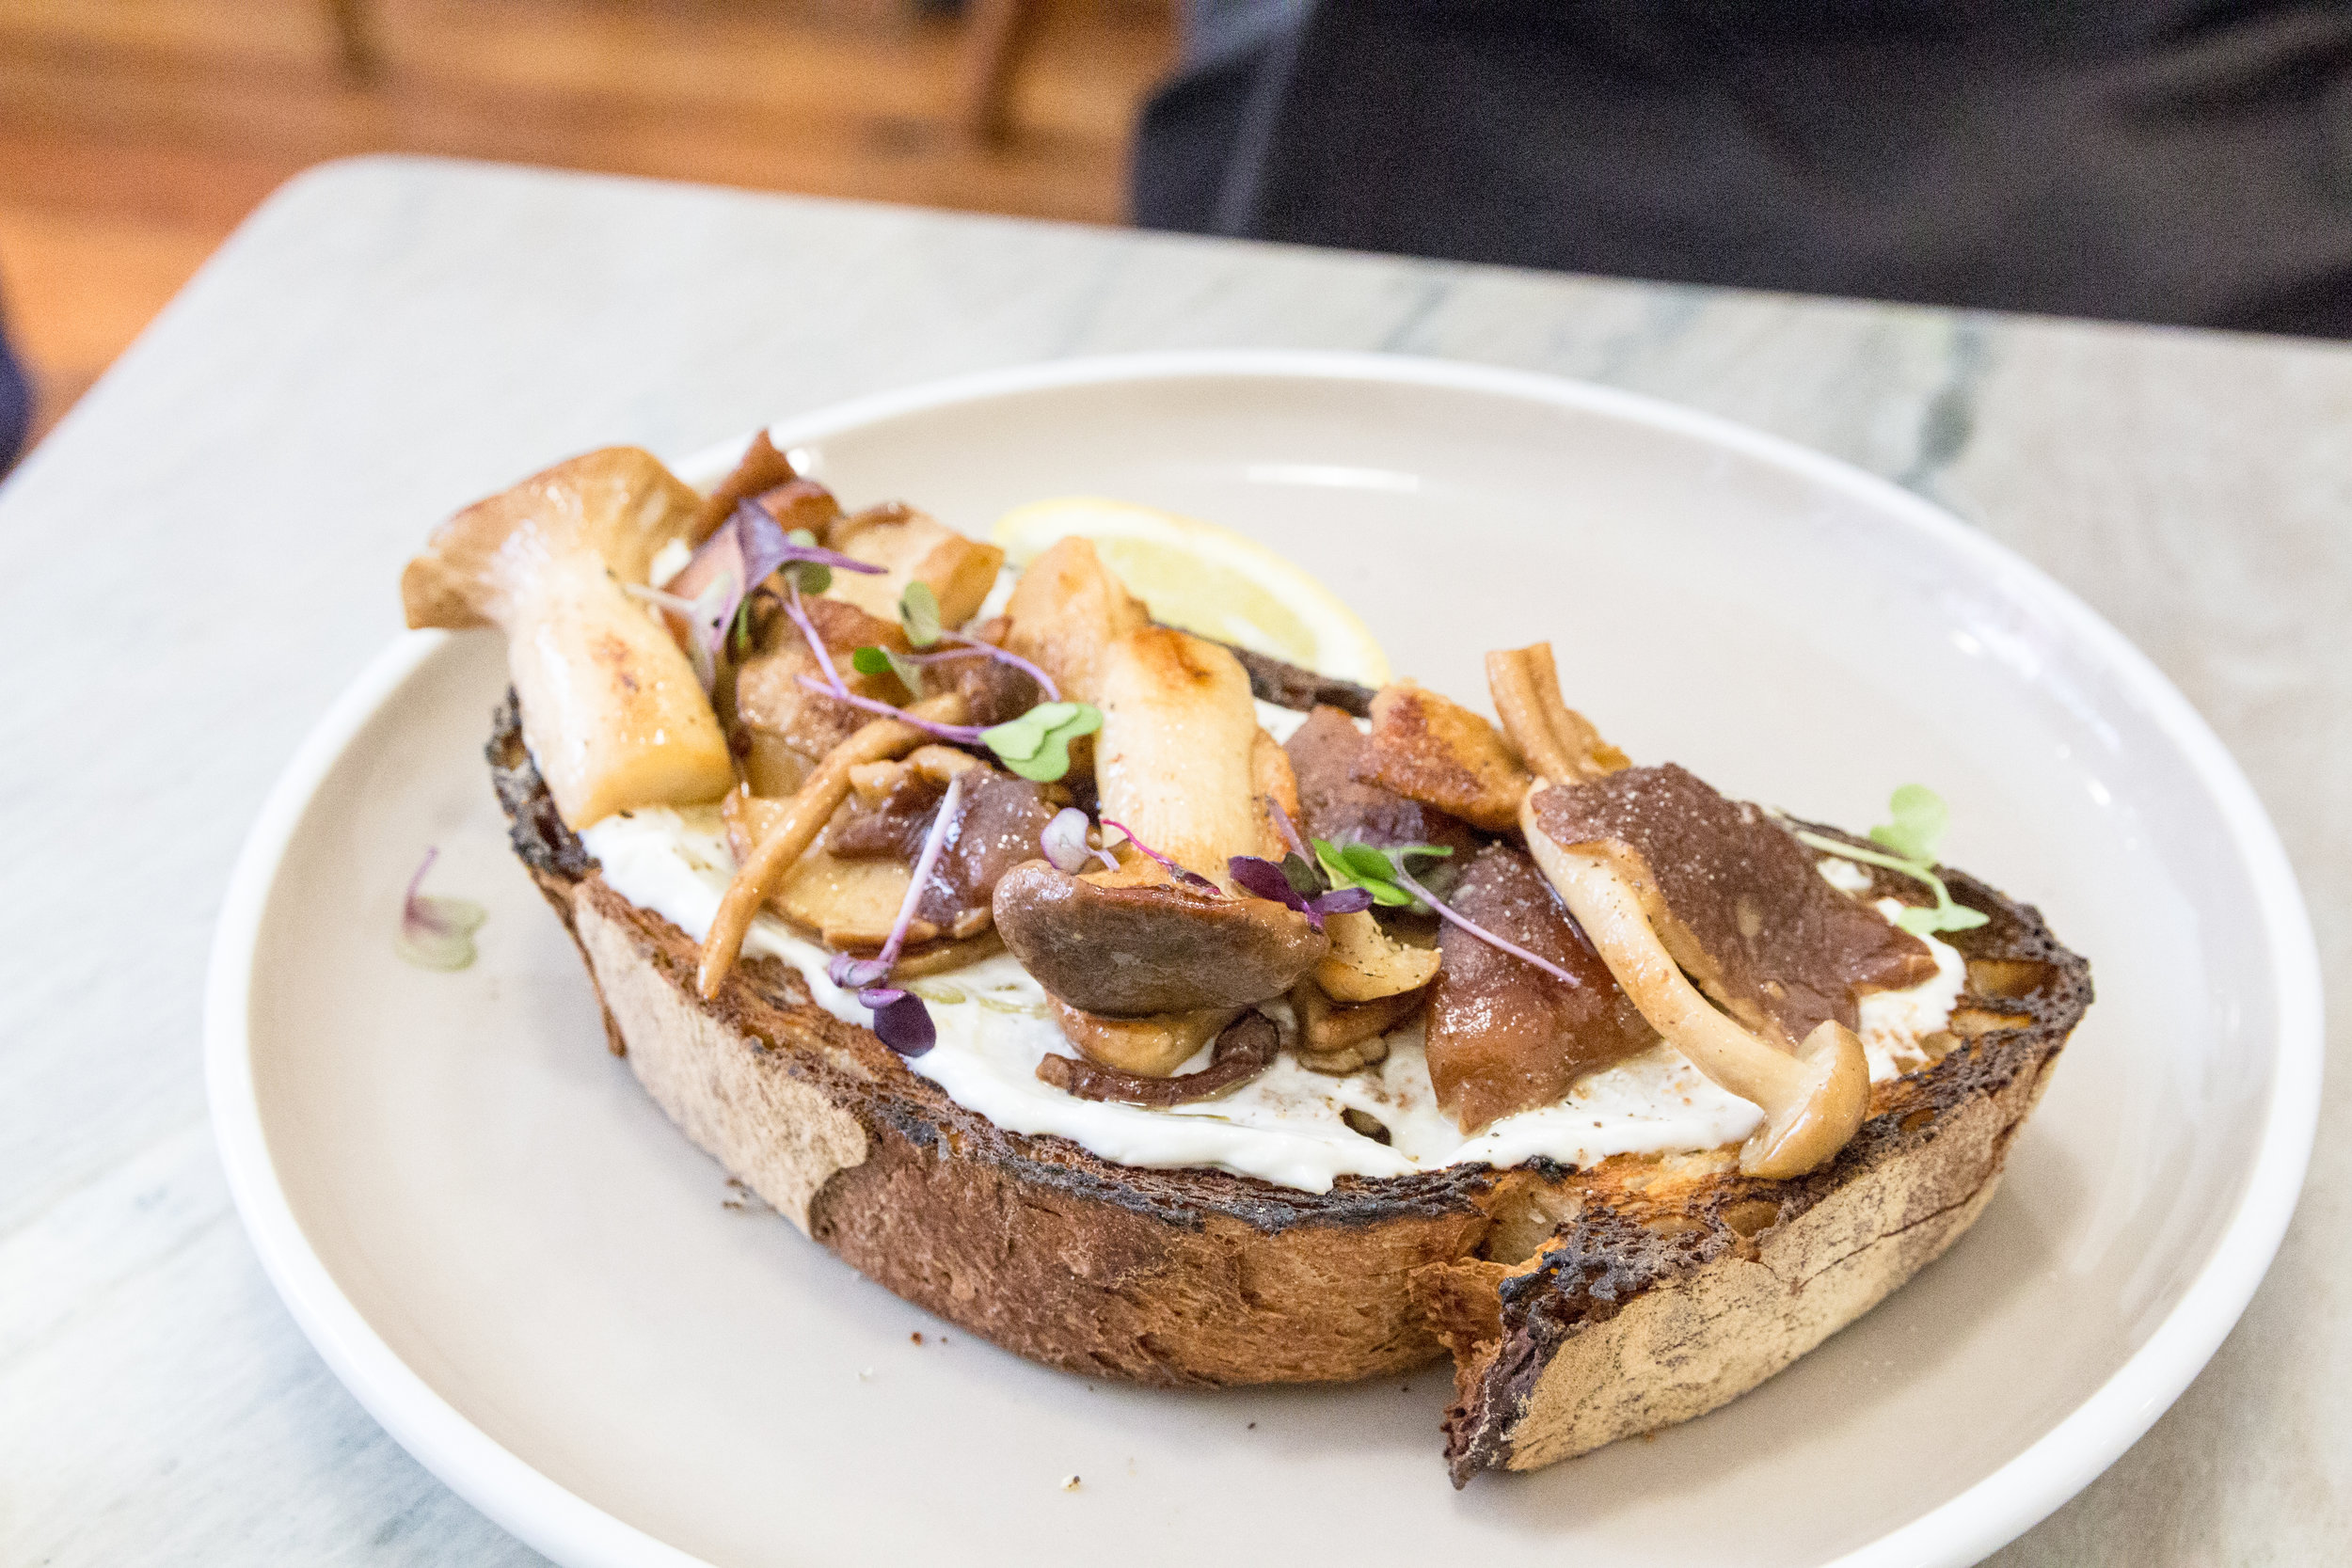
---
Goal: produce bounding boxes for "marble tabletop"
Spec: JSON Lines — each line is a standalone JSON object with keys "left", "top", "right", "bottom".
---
{"left": 2, "top": 155, "right": 2344, "bottom": 1565}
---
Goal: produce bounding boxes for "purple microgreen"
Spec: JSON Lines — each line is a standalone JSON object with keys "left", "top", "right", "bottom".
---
{"left": 898, "top": 579, "right": 943, "bottom": 648}
{"left": 1228, "top": 854, "right": 1306, "bottom": 910}
{"left": 395, "top": 847, "right": 487, "bottom": 972}
{"left": 726, "top": 500, "right": 800, "bottom": 596}
{"left": 1101, "top": 818, "right": 1223, "bottom": 895}
{"left": 944, "top": 632, "right": 1058, "bottom": 701}
{"left": 1232, "top": 855, "right": 1376, "bottom": 930}
{"left": 840, "top": 639, "right": 1057, "bottom": 699}
{"left": 1313, "top": 886, "right": 1376, "bottom": 919}
{"left": 850, "top": 643, "right": 927, "bottom": 694}
{"left": 859, "top": 988, "right": 936, "bottom": 1055}
{"left": 828, "top": 950, "right": 891, "bottom": 990}
{"left": 870, "top": 770, "right": 971, "bottom": 975}
{"left": 978, "top": 702, "right": 1101, "bottom": 783}
{"left": 1387, "top": 864, "right": 1588, "bottom": 989}
{"left": 785, "top": 578, "right": 856, "bottom": 699}
{"left": 646, "top": 506, "right": 882, "bottom": 690}
{"left": 793, "top": 674, "right": 991, "bottom": 744}
{"left": 766, "top": 511, "right": 881, "bottom": 581}
{"left": 660, "top": 504, "right": 784, "bottom": 678}
{"left": 624, "top": 575, "right": 731, "bottom": 690}
{"left": 1041, "top": 806, "right": 1117, "bottom": 875}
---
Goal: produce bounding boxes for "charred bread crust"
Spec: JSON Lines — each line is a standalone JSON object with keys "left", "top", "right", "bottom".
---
{"left": 1427, "top": 833, "right": 2091, "bottom": 1483}
{"left": 487, "top": 697, "right": 2091, "bottom": 1461}
{"left": 493, "top": 695, "right": 1497, "bottom": 1383}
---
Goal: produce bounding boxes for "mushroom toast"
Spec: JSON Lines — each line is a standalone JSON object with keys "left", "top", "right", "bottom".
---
{"left": 405, "top": 438, "right": 2092, "bottom": 1485}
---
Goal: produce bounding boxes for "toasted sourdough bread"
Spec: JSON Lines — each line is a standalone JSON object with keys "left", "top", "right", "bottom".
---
{"left": 487, "top": 694, "right": 2091, "bottom": 1483}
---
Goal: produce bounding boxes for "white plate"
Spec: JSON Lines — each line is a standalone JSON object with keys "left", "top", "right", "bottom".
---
{"left": 208, "top": 352, "right": 2322, "bottom": 1568}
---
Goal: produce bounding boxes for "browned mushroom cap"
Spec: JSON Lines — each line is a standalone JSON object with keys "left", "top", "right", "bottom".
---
{"left": 1351, "top": 681, "right": 1532, "bottom": 832}
{"left": 1483, "top": 648, "right": 1892, "bottom": 1178}
{"left": 1528, "top": 764, "right": 1936, "bottom": 1043}
{"left": 691, "top": 430, "right": 799, "bottom": 536}
{"left": 1423, "top": 843, "right": 1655, "bottom": 1134}
{"left": 1046, "top": 998, "right": 1239, "bottom": 1075}
{"left": 1521, "top": 823, "right": 1871, "bottom": 1180}
{"left": 1285, "top": 705, "right": 1480, "bottom": 856}
{"left": 993, "top": 861, "right": 1328, "bottom": 1017}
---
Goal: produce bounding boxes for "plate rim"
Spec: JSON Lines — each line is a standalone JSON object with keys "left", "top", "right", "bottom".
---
{"left": 206, "top": 347, "right": 2325, "bottom": 1568}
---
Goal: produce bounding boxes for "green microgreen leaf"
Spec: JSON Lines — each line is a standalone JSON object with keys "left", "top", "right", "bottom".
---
{"left": 1869, "top": 783, "right": 1949, "bottom": 864}
{"left": 1798, "top": 784, "right": 1988, "bottom": 937}
{"left": 1309, "top": 837, "right": 1452, "bottom": 911}
{"left": 397, "top": 848, "right": 488, "bottom": 972}
{"left": 850, "top": 643, "right": 924, "bottom": 694}
{"left": 1899, "top": 902, "right": 1990, "bottom": 936}
{"left": 899, "top": 580, "right": 943, "bottom": 648}
{"left": 1278, "top": 852, "right": 1322, "bottom": 900}
{"left": 727, "top": 595, "right": 756, "bottom": 663}
{"left": 784, "top": 529, "right": 831, "bottom": 595}
{"left": 979, "top": 702, "right": 1102, "bottom": 782}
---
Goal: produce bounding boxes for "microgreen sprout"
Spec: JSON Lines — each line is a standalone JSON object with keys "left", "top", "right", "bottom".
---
{"left": 1310, "top": 836, "right": 1454, "bottom": 911}
{"left": 1041, "top": 807, "right": 1120, "bottom": 875}
{"left": 396, "top": 847, "right": 488, "bottom": 972}
{"left": 1383, "top": 861, "right": 1595, "bottom": 988}
{"left": 898, "top": 580, "right": 944, "bottom": 648}
{"left": 624, "top": 578, "right": 731, "bottom": 689}
{"left": 1269, "top": 800, "right": 1312, "bottom": 863}
{"left": 1226, "top": 855, "right": 1374, "bottom": 930}
{"left": 777, "top": 522, "right": 872, "bottom": 594}
{"left": 1291, "top": 836, "right": 1590, "bottom": 987}
{"left": 980, "top": 702, "right": 1101, "bottom": 782}
{"left": 824, "top": 770, "right": 967, "bottom": 1054}
{"left": 1795, "top": 784, "right": 1990, "bottom": 937}
{"left": 636, "top": 503, "right": 877, "bottom": 691}
{"left": 850, "top": 643, "right": 927, "bottom": 694}
{"left": 790, "top": 580, "right": 1092, "bottom": 780}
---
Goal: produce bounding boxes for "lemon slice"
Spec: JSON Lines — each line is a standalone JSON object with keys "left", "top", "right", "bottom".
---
{"left": 993, "top": 497, "right": 1391, "bottom": 686}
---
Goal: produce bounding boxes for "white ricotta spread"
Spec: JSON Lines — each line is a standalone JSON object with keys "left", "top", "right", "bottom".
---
{"left": 580, "top": 808, "right": 1963, "bottom": 1195}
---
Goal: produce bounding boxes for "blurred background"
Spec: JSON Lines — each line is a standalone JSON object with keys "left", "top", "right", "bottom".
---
{"left": 8, "top": 1, "right": 2352, "bottom": 476}
{"left": 0, "top": 0, "right": 1174, "bottom": 454}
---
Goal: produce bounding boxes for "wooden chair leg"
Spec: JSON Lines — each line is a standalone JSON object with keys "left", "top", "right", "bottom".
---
{"left": 956, "top": 0, "right": 1041, "bottom": 144}
{"left": 326, "top": 0, "right": 382, "bottom": 83}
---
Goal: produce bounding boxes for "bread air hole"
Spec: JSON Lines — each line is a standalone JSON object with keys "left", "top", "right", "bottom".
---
{"left": 1966, "top": 957, "right": 2053, "bottom": 998}
{"left": 1481, "top": 1180, "right": 1583, "bottom": 1264}
{"left": 1949, "top": 1006, "right": 2035, "bottom": 1037}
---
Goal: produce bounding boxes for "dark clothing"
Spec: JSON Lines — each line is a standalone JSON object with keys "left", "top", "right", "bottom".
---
{"left": 1135, "top": 1, "right": 2352, "bottom": 336}
{"left": 0, "top": 281, "right": 27, "bottom": 474}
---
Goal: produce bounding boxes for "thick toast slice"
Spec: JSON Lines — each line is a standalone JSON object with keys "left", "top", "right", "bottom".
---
{"left": 488, "top": 693, "right": 2091, "bottom": 1479}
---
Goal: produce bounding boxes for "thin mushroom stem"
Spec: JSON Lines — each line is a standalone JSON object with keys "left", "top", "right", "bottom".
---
{"left": 1486, "top": 643, "right": 1629, "bottom": 785}
{"left": 697, "top": 691, "right": 971, "bottom": 998}
{"left": 1521, "top": 799, "right": 1868, "bottom": 1179}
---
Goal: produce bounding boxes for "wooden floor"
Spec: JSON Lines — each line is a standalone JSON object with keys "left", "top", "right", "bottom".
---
{"left": 0, "top": 0, "right": 1174, "bottom": 448}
